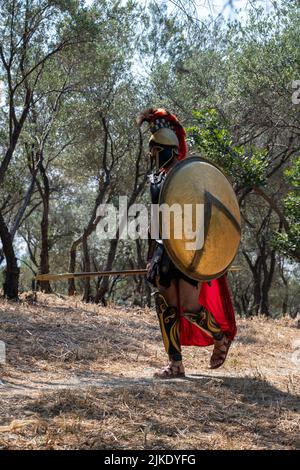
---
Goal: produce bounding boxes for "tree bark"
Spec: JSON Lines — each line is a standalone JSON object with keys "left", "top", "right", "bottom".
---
{"left": 33, "top": 157, "right": 52, "bottom": 293}
{"left": 95, "top": 238, "right": 119, "bottom": 305}
{"left": 82, "top": 233, "right": 92, "bottom": 302}
{"left": 68, "top": 238, "right": 82, "bottom": 295}
{"left": 0, "top": 210, "right": 19, "bottom": 299}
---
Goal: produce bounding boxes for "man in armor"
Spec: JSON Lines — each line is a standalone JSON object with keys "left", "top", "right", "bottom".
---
{"left": 137, "top": 108, "right": 237, "bottom": 379}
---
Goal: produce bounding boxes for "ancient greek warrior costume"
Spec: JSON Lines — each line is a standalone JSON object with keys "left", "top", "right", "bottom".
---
{"left": 138, "top": 108, "right": 237, "bottom": 365}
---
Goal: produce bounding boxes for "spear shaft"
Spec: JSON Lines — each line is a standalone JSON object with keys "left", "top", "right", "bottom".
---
{"left": 35, "top": 266, "right": 241, "bottom": 282}
{"left": 35, "top": 269, "right": 148, "bottom": 282}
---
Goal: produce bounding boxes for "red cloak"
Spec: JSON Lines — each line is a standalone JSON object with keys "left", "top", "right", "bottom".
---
{"left": 179, "top": 275, "right": 237, "bottom": 347}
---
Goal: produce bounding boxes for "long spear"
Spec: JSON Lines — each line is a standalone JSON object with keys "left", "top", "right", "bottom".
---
{"left": 35, "top": 269, "right": 148, "bottom": 281}
{"left": 35, "top": 266, "right": 241, "bottom": 282}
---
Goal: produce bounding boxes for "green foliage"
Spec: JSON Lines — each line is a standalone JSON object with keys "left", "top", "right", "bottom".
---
{"left": 187, "top": 108, "right": 268, "bottom": 190}
{"left": 275, "top": 157, "right": 300, "bottom": 260}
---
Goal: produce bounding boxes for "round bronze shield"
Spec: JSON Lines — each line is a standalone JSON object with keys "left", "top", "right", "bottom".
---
{"left": 159, "top": 156, "right": 241, "bottom": 281}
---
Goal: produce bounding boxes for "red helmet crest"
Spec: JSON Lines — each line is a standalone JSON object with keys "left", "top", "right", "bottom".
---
{"left": 137, "top": 108, "right": 188, "bottom": 160}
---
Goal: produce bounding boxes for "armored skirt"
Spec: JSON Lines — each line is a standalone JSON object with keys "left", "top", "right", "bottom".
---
{"left": 147, "top": 241, "right": 198, "bottom": 289}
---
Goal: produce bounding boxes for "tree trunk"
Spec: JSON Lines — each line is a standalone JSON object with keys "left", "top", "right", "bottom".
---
{"left": 258, "top": 292, "right": 269, "bottom": 316}
{"left": 95, "top": 238, "right": 119, "bottom": 305}
{"left": 252, "top": 277, "right": 261, "bottom": 315}
{"left": 68, "top": 238, "right": 82, "bottom": 295}
{"left": 82, "top": 233, "right": 92, "bottom": 302}
{"left": 38, "top": 206, "right": 51, "bottom": 293}
{"left": 282, "top": 288, "right": 289, "bottom": 315}
{"left": 0, "top": 210, "right": 19, "bottom": 299}
{"left": 259, "top": 242, "right": 276, "bottom": 317}
{"left": 135, "top": 238, "right": 151, "bottom": 307}
{"left": 280, "top": 267, "right": 289, "bottom": 315}
{"left": 37, "top": 162, "right": 52, "bottom": 293}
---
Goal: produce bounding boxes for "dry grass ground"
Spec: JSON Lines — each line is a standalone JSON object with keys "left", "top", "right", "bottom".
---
{"left": 0, "top": 293, "right": 299, "bottom": 450}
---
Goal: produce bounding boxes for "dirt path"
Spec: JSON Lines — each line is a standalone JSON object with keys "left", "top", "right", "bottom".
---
{"left": 0, "top": 294, "right": 299, "bottom": 449}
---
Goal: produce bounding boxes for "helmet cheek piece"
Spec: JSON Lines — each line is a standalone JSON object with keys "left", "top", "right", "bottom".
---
{"left": 149, "top": 142, "right": 178, "bottom": 170}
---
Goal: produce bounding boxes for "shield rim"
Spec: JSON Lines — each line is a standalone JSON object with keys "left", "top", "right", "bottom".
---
{"left": 159, "top": 155, "right": 241, "bottom": 281}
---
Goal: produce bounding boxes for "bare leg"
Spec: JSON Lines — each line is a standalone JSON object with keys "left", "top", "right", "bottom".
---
{"left": 156, "top": 276, "right": 177, "bottom": 307}
{"left": 178, "top": 279, "right": 202, "bottom": 312}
